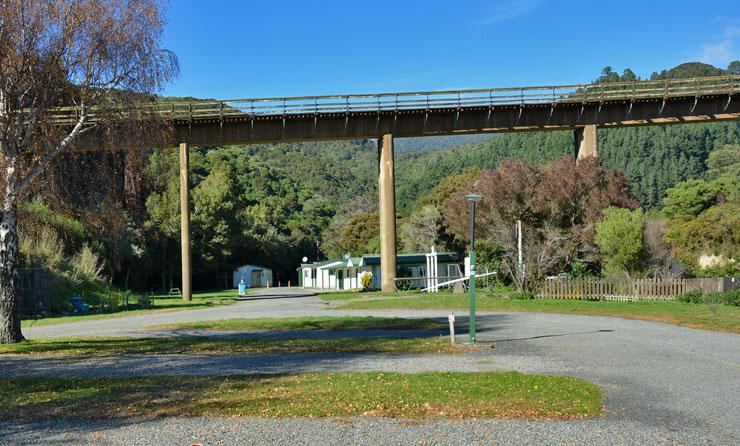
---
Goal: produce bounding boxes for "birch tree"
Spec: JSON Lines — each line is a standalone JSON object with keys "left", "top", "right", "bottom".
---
{"left": 0, "top": 0, "right": 178, "bottom": 343}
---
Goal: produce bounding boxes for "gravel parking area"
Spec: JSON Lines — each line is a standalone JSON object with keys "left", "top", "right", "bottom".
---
{"left": 5, "top": 288, "right": 739, "bottom": 445}
{"left": 1, "top": 416, "right": 733, "bottom": 445}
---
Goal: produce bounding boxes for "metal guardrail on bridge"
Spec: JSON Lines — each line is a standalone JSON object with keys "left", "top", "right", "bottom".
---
{"left": 48, "top": 75, "right": 739, "bottom": 124}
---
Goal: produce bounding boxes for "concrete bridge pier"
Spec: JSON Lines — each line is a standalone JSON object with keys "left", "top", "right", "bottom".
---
{"left": 378, "top": 134, "right": 397, "bottom": 292}
{"left": 179, "top": 142, "right": 192, "bottom": 301}
{"left": 574, "top": 124, "right": 598, "bottom": 162}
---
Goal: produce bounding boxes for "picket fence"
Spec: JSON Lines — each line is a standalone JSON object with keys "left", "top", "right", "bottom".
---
{"left": 538, "top": 277, "right": 736, "bottom": 302}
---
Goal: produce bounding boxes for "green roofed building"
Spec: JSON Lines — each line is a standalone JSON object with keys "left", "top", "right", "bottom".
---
{"left": 298, "top": 248, "right": 462, "bottom": 291}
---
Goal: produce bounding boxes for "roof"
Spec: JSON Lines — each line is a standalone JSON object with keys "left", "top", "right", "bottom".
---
{"left": 360, "top": 252, "right": 458, "bottom": 266}
{"left": 323, "top": 257, "right": 362, "bottom": 270}
{"left": 235, "top": 264, "right": 270, "bottom": 271}
{"left": 299, "top": 252, "right": 460, "bottom": 270}
{"left": 298, "top": 259, "right": 341, "bottom": 270}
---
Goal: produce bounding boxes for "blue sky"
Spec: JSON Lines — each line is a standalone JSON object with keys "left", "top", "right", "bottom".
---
{"left": 162, "top": 0, "right": 740, "bottom": 99}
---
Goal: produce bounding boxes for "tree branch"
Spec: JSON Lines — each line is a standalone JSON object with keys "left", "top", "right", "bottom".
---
{"left": 17, "top": 113, "right": 91, "bottom": 194}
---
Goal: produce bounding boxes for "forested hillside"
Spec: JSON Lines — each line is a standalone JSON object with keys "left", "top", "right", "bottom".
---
{"left": 20, "top": 61, "right": 740, "bottom": 293}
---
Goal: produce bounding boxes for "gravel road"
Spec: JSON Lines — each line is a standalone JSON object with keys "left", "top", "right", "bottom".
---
{"left": 3, "top": 288, "right": 739, "bottom": 445}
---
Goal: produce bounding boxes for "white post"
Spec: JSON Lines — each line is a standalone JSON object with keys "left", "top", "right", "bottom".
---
{"left": 426, "top": 250, "right": 432, "bottom": 292}
{"left": 448, "top": 314, "right": 456, "bottom": 345}
{"left": 517, "top": 219, "right": 524, "bottom": 279}
{"left": 431, "top": 246, "right": 438, "bottom": 292}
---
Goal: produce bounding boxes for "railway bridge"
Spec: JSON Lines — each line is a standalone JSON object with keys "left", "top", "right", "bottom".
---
{"left": 57, "top": 75, "right": 740, "bottom": 295}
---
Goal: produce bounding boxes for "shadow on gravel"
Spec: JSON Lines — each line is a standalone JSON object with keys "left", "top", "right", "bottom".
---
{"left": 236, "top": 293, "right": 317, "bottom": 301}
{"left": 0, "top": 351, "right": 477, "bottom": 379}
{"left": 490, "top": 329, "right": 615, "bottom": 343}
{"left": 144, "top": 328, "right": 448, "bottom": 340}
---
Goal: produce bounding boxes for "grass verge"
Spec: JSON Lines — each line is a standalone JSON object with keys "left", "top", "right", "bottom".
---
{"left": 147, "top": 316, "right": 445, "bottom": 331}
{"left": 0, "top": 336, "right": 462, "bottom": 356}
{"left": 0, "top": 372, "right": 602, "bottom": 420}
{"left": 22, "top": 290, "right": 237, "bottom": 328}
{"left": 323, "top": 292, "right": 740, "bottom": 333}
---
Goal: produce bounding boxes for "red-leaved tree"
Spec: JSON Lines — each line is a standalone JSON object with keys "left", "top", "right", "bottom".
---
{"left": 443, "top": 156, "right": 638, "bottom": 290}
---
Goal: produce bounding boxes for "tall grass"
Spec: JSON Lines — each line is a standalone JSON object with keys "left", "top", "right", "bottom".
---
{"left": 68, "top": 245, "right": 106, "bottom": 284}
{"left": 19, "top": 226, "right": 65, "bottom": 269}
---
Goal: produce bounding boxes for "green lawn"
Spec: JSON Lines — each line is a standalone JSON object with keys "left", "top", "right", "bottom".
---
{"left": 0, "top": 372, "right": 602, "bottom": 420}
{"left": 0, "top": 335, "right": 464, "bottom": 356}
{"left": 22, "top": 289, "right": 238, "bottom": 328}
{"left": 147, "top": 316, "right": 445, "bottom": 331}
{"left": 321, "top": 291, "right": 740, "bottom": 333}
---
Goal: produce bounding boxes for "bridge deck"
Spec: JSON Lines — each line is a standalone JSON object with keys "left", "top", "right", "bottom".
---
{"left": 58, "top": 75, "right": 740, "bottom": 147}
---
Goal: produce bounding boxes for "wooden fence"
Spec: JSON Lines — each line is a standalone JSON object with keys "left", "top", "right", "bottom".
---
{"left": 538, "top": 277, "right": 736, "bottom": 302}
{"left": 18, "top": 268, "right": 53, "bottom": 313}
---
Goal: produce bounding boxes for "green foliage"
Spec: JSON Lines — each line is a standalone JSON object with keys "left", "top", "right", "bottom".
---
{"left": 510, "top": 291, "right": 535, "bottom": 300}
{"left": 650, "top": 62, "right": 727, "bottom": 79}
{"left": 706, "top": 145, "right": 740, "bottom": 179}
{"left": 663, "top": 145, "right": 739, "bottom": 277}
{"left": 662, "top": 179, "right": 723, "bottom": 220}
{"left": 595, "top": 207, "right": 645, "bottom": 277}
{"left": 336, "top": 211, "right": 380, "bottom": 256}
{"left": 568, "top": 260, "right": 593, "bottom": 279}
{"left": 677, "top": 289, "right": 740, "bottom": 306}
{"left": 488, "top": 281, "right": 515, "bottom": 293}
{"left": 676, "top": 289, "right": 704, "bottom": 304}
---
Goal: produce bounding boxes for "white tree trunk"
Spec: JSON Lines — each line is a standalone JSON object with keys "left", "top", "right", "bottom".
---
{"left": 0, "top": 156, "right": 23, "bottom": 343}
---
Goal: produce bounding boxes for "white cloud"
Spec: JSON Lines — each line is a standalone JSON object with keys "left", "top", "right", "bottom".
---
{"left": 698, "top": 26, "right": 740, "bottom": 66}
{"left": 477, "top": 0, "right": 540, "bottom": 26}
{"left": 699, "top": 40, "right": 735, "bottom": 65}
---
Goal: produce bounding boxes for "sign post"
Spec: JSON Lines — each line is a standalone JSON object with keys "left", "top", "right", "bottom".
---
{"left": 448, "top": 314, "right": 456, "bottom": 345}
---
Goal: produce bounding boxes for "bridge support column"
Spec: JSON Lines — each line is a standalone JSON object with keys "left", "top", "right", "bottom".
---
{"left": 574, "top": 125, "right": 598, "bottom": 163}
{"left": 378, "top": 134, "right": 397, "bottom": 292}
{"left": 179, "top": 143, "right": 192, "bottom": 301}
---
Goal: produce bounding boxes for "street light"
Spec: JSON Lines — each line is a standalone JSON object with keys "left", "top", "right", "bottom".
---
{"left": 464, "top": 193, "right": 482, "bottom": 344}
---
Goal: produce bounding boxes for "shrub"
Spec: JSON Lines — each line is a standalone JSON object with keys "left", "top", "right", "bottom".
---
{"left": 488, "top": 281, "right": 514, "bottom": 293}
{"left": 676, "top": 289, "right": 703, "bottom": 304}
{"left": 360, "top": 271, "right": 373, "bottom": 290}
{"left": 568, "top": 260, "right": 592, "bottom": 278}
{"left": 510, "top": 291, "right": 535, "bottom": 300}
{"left": 705, "top": 289, "right": 740, "bottom": 307}
{"left": 69, "top": 245, "right": 106, "bottom": 284}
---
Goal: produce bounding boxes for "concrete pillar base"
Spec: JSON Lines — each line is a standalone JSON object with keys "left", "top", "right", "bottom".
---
{"left": 179, "top": 143, "right": 192, "bottom": 301}
{"left": 378, "top": 134, "right": 397, "bottom": 292}
{"left": 574, "top": 125, "right": 598, "bottom": 163}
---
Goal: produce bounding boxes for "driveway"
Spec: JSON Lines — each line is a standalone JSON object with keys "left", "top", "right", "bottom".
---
{"left": 5, "top": 288, "right": 739, "bottom": 445}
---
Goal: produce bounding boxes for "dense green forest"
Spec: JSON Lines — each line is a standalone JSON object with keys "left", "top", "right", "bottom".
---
{"left": 19, "top": 61, "right": 740, "bottom": 297}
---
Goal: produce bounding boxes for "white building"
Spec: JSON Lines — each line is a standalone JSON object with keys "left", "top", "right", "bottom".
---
{"left": 232, "top": 264, "right": 273, "bottom": 288}
{"left": 298, "top": 249, "right": 462, "bottom": 291}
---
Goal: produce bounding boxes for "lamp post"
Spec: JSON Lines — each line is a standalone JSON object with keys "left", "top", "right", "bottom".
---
{"left": 464, "top": 193, "right": 482, "bottom": 344}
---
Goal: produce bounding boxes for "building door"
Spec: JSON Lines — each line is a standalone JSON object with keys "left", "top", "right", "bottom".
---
{"left": 337, "top": 270, "right": 343, "bottom": 290}
{"left": 251, "top": 270, "right": 262, "bottom": 287}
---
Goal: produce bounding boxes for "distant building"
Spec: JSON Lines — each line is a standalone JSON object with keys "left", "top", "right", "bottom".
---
{"left": 298, "top": 249, "right": 462, "bottom": 291}
{"left": 232, "top": 264, "right": 273, "bottom": 288}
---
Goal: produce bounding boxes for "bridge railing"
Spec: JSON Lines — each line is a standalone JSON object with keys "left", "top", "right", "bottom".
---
{"left": 48, "top": 75, "right": 739, "bottom": 124}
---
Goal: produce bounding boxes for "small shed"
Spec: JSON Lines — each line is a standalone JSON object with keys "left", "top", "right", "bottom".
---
{"left": 232, "top": 264, "right": 273, "bottom": 288}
